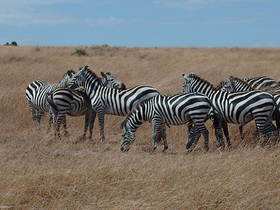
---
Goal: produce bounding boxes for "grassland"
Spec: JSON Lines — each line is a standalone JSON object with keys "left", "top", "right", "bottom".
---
{"left": 1, "top": 46, "right": 280, "bottom": 209}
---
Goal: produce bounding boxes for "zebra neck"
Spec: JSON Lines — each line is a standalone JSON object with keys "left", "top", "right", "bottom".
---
{"left": 84, "top": 75, "right": 101, "bottom": 94}
{"left": 194, "top": 85, "right": 216, "bottom": 99}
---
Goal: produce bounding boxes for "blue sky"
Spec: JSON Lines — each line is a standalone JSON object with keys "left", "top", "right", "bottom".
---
{"left": 0, "top": 0, "right": 279, "bottom": 47}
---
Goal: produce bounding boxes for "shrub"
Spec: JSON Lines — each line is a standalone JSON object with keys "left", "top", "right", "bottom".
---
{"left": 11, "top": 41, "right": 18, "bottom": 46}
{"left": 35, "top": 46, "right": 40, "bottom": 52}
{"left": 72, "top": 49, "right": 88, "bottom": 56}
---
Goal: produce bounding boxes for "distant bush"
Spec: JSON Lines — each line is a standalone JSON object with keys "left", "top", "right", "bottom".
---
{"left": 35, "top": 46, "right": 40, "bottom": 52}
{"left": 72, "top": 49, "right": 88, "bottom": 56}
{"left": 4, "top": 41, "right": 18, "bottom": 46}
{"left": 11, "top": 41, "right": 18, "bottom": 46}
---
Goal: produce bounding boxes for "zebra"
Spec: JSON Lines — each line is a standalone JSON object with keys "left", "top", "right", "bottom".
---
{"left": 25, "top": 80, "right": 50, "bottom": 128}
{"left": 100, "top": 72, "right": 126, "bottom": 90}
{"left": 244, "top": 76, "right": 280, "bottom": 91}
{"left": 47, "top": 71, "right": 126, "bottom": 139}
{"left": 220, "top": 76, "right": 280, "bottom": 139}
{"left": 68, "top": 66, "right": 160, "bottom": 142}
{"left": 182, "top": 73, "right": 277, "bottom": 145}
{"left": 120, "top": 93, "right": 225, "bottom": 152}
{"left": 25, "top": 70, "right": 75, "bottom": 130}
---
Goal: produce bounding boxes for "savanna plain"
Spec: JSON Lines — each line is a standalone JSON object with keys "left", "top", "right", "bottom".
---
{"left": 1, "top": 46, "right": 280, "bottom": 209}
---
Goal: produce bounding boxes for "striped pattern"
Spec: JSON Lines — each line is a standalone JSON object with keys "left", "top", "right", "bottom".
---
{"left": 25, "top": 70, "right": 75, "bottom": 129}
{"left": 47, "top": 72, "right": 126, "bottom": 138}
{"left": 120, "top": 93, "right": 224, "bottom": 152}
{"left": 220, "top": 76, "right": 280, "bottom": 137}
{"left": 182, "top": 73, "right": 276, "bottom": 143}
{"left": 68, "top": 66, "right": 160, "bottom": 142}
{"left": 244, "top": 76, "right": 280, "bottom": 90}
{"left": 25, "top": 80, "right": 50, "bottom": 128}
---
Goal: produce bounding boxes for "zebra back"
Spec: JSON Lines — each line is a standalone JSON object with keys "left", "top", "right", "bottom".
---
{"left": 244, "top": 76, "right": 280, "bottom": 90}
{"left": 69, "top": 66, "right": 159, "bottom": 116}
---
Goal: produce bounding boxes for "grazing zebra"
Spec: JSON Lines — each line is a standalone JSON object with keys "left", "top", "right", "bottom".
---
{"left": 68, "top": 66, "right": 160, "bottom": 142}
{"left": 182, "top": 73, "right": 276, "bottom": 145}
{"left": 220, "top": 76, "right": 280, "bottom": 138}
{"left": 47, "top": 72, "right": 126, "bottom": 139}
{"left": 244, "top": 76, "right": 280, "bottom": 90}
{"left": 25, "top": 70, "right": 75, "bottom": 129}
{"left": 25, "top": 80, "right": 50, "bottom": 128}
{"left": 120, "top": 93, "right": 224, "bottom": 152}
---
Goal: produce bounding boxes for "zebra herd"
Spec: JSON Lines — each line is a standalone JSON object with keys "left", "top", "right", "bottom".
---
{"left": 25, "top": 65, "right": 280, "bottom": 152}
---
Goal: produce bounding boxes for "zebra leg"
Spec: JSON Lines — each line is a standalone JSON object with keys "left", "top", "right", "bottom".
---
{"left": 220, "top": 120, "right": 230, "bottom": 148}
{"left": 47, "top": 113, "right": 53, "bottom": 133}
{"left": 96, "top": 109, "right": 106, "bottom": 142}
{"left": 186, "top": 124, "right": 197, "bottom": 151}
{"left": 54, "top": 118, "right": 61, "bottom": 139}
{"left": 85, "top": 109, "right": 96, "bottom": 139}
{"left": 239, "top": 125, "right": 244, "bottom": 140}
{"left": 62, "top": 116, "right": 69, "bottom": 137}
{"left": 151, "top": 120, "right": 161, "bottom": 152}
{"left": 160, "top": 125, "right": 168, "bottom": 152}
{"left": 201, "top": 124, "right": 209, "bottom": 151}
{"left": 32, "top": 108, "right": 42, "bottom": 130}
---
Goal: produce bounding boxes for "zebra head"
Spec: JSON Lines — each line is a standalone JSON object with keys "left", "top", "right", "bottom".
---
{"left": 229, "top": 76, "right": 254, "bottom": 92}
{"left": 59, "top": 69, "right": 76, "bottom": 86}
{"left": 181, "top": 73, "right": 196, "bottom": 93}
{"left": 120, "top": 119, "right": 136, "bottom": 152}
{"left": 100, "top": 72, "right": 126, "bottom": 90}
{"left": 68, "top": 66, "right": 89, "bottom": 89}
{"left": 216, "top": 81, "right": 235, "bottom": 92}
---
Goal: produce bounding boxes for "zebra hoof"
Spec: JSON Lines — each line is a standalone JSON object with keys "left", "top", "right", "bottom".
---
{"left": 162, "top": 145, "right": 168, "bottom": 152}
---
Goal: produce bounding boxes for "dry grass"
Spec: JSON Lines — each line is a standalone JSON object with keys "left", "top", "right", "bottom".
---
{"left": 1, "top": 46, "right": 280, "bottom": 209}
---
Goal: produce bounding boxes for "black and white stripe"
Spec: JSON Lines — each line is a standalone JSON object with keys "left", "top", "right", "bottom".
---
{"left": 220, "top": 76, "right": 280, "bottom": 138}
{"left": 25, "top": 80, "right": 50, "bottom": 128}
{"left": 25, "top": 70, "right": 75, "bottom": 129}
{"left": 68, "top": 66, "right": 160, "bottom": 142}
{"left": 182, "top": 74, "right": 276, "bottom": 144}
{"left": 47, "top": 72, "right": 126, "bottom": 139}
{"left": 244, "top": 76, "right": 280, "bottom": 90}
{"left": 120, "top": 93, "right": 224, "bottom": 152}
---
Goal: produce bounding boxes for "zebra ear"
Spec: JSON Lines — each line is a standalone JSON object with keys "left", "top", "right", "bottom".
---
{"left": 100, "top": 72, "right": 106, "bottom": 78}
{"left": 182, "top": 73, "right": 189, "bottom": 79}
{"left": 67, "top": 70, "right": 75, "bottom": 76}
{"left": 106, "top": 72, "right": 111, "bottom": 75}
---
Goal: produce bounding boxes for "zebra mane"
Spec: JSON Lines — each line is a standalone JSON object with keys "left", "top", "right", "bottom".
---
{"left": 187, "top": 73, "right": 215, "bottom": 89}
{"left": 66, "top": 70, "right": 75, "bottom": 76}
{"left": 215, "top": 81, "right": 228, "bottom": 90}
{"left": 82, "top": 67, "right": 102, "bottom": 83}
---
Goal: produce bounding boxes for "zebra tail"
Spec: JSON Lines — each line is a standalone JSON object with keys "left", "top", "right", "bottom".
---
{"left": 46, "top": 93, "right": 59, "bottom": 116}
{"left": 273, "top": 99, "right": 280, "bottom": 131}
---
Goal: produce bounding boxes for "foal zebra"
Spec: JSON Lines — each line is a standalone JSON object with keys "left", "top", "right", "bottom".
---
{"left": 120, "top": 93, "right": 224, "bottom": 152}
{"left": 182, "top": 73, "right": 276, "bottom": 145}
{"left": 68, "top": 66, "right": 160, "bottom": 142}
{"left": 25, "top": 70, "right": 75, "bottom": 129}
{"left": 47, "top": 72, "right": 126, "bottom": 139}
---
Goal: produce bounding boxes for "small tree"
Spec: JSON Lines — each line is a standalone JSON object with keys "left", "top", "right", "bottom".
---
{"left": 72, "top": 49, "right": 88, "bottom": 56}
{"left": 11, "top": 41, "right": 18, "bottom": 46}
